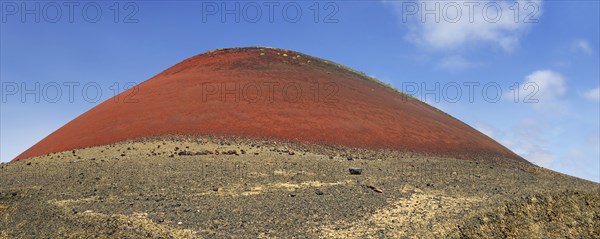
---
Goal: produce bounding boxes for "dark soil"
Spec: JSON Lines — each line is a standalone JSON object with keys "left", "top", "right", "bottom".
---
{"left": 1, "top": 137, "right": 598, "bottom": 238}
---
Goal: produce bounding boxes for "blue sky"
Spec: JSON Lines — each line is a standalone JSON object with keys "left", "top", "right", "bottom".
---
{"left": 1, "top": 1, "right": 598, "bottom": 182}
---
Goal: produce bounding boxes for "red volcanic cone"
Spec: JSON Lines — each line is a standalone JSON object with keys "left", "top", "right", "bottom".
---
{"left": 13, "top": 47, "right": 523, "bottom": 162}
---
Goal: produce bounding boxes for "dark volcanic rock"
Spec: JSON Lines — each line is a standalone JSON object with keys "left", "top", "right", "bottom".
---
{"left": 349, "top": 168, "right": 363, "bottom": 175}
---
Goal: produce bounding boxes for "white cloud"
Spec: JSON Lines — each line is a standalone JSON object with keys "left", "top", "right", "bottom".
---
{"left": 572, "top": 39, "right": 594, "bottom": 55}
{"left": 503, "top": 119, "right": 557, "bottom": 167}
{"left": 385, "top": 0, "right": 542, "bottom": 52}
{"left": 506, "top": 70, "right": 567, "bottom": 111}
{"left": 474, "top": 121, "right": 506, "bottom": 140}
{"left": 475, "top": 124, "right": 496, "bottom": 138}
{"left": 582, "top": 87, "right": 600, "bottom": 101}
{"left": 436, "top": 55, "right": 480, "bottom": 71}
{"left": 558, "top": 134, "right": 600, "bottom": 182}
{"left": 521, "top": 145, "right": 556, "bottom": 167}
{"left": 474, "top": 119, "right": 556, "bottom": 167}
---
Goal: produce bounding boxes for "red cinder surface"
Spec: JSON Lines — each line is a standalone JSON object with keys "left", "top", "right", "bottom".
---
{"left": 13, "top": 47, "right": 523, "bottom": 162}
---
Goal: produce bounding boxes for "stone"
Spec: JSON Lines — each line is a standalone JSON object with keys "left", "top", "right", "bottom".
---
{"left": 366, "top": 185, "right": 383, "bottom": 193}
{"left": 349, "top": 168, "right": 363, "bottom": 175}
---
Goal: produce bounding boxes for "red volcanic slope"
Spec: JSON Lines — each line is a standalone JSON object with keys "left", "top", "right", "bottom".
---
{"left": 14, "top": 47, "right": 523, "bottom": 161}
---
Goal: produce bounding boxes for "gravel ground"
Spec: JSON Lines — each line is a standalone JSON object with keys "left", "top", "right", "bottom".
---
{"left": 1, "top": 137, "right": 598, "bottom": 238}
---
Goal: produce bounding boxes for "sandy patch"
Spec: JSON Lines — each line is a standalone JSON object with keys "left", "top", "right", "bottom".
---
{"left": 319, "top": 185, "right": 482, "bottom": 238}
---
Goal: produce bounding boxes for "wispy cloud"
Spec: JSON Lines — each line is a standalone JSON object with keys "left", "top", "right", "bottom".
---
{"left": 572, "top": 39, "right": 594, "bottom": 55}
{"left": 436, "top": 55, "right": 481, "bottom": 71}
{"left": 515, "top": 142, "right": 556, "bottom": 167}
{"left": 500, "top": 119, "right": 557, "bottom": 168}
{"left": 474, "top": 120, "right": 553, "bottom": 168}
{"left": 506, "top": 70, "right": 568, "bottom": 111}
{"left": 582, "top": 87, "right": 600, "bottom": 101}
{"left": 384, "top": 0, "right": 543, "bottom": 52}
{"left": 475, "top": 122, "right": 498, "bottom": 138}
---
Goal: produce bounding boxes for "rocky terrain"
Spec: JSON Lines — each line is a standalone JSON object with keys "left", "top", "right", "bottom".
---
{"left": 4, "top": 47, "right": 598, "bottom": 238}
{"left": 2, "top": 137, "right": 598, "bottom": 238}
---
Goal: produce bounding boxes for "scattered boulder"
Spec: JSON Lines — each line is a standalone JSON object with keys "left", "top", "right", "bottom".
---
{"left": 223, "top": 150, "right": 237, "bottom": 155}
{"left": 194, "top": 150, "right": 211, "bottom": 155}
{"left": 349, "top": 168, "right": 363, "bottom": 175}
{"left": 178, "top": 151, "right": 193, "bottom": 156}
{"left": 347, "top": 155, "right": 353, "bottom": 160}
